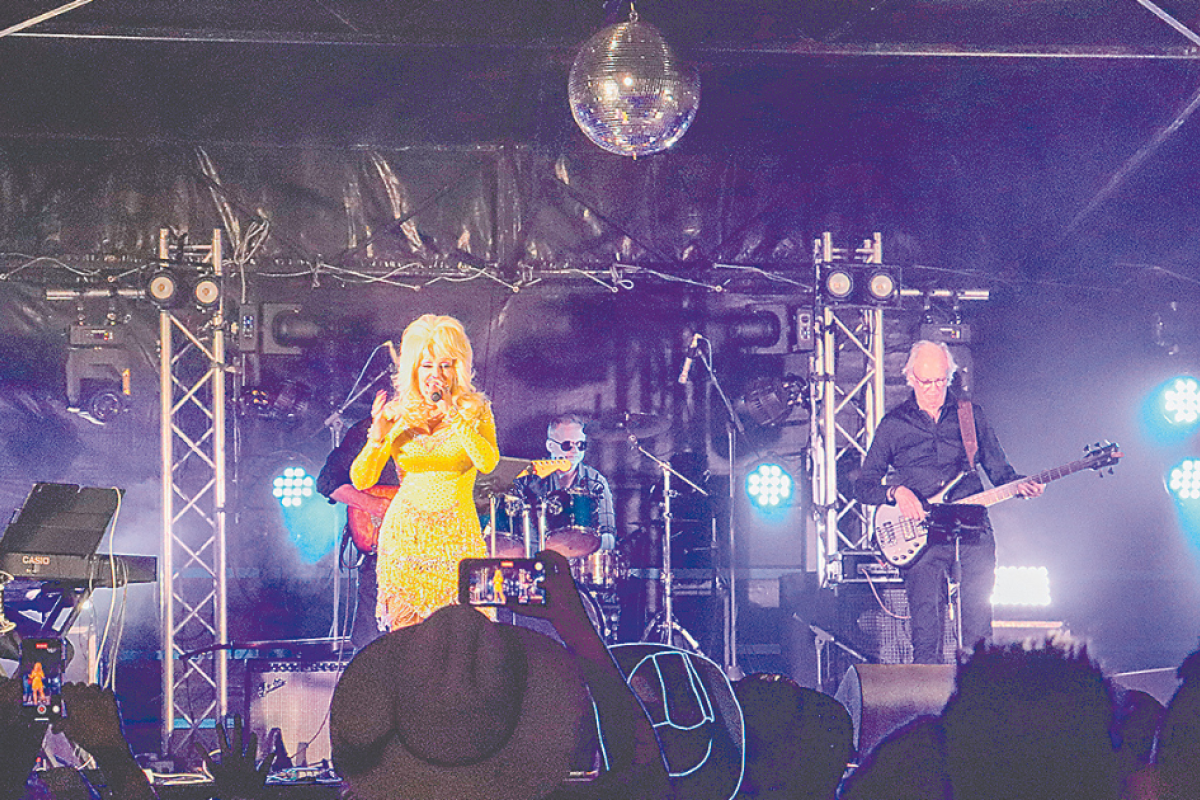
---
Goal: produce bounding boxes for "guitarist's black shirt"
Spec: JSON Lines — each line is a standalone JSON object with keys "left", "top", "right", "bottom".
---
{"left": 856, "top": 391, "right": 1022, "bottom": 507}
{"left": 316, "top": 418, "right": 401, "bottom": 500}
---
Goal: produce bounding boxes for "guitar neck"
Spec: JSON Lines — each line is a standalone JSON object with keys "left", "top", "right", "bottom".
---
{"left": 958, "top": 458, "right": 1097, "bottom": 507}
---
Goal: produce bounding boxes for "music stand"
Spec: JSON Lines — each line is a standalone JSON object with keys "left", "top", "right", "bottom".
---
{"left": 1, "top": 483, "right": 122, "bottom": 557}
{"left": 925, "top": 503, "right": 986, "bottom": 653}
{"left": 0, "top": 483, "right": 123, "bottom": 640}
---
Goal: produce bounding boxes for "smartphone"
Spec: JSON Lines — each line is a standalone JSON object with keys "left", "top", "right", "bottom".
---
{"left": 19, "top": 638, "right": 66, "bottom": 722}
{"left": 459, "top": 557, "right": 548, "bottom": 607}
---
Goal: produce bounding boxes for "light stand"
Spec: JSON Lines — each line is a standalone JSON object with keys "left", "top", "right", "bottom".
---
{"left": 634, "top": 436, "right": 708, "bottom": 651}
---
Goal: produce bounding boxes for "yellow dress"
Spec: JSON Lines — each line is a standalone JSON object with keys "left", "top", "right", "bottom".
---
{"left": 350, "top": 403, "right": 499, "bottom": 630}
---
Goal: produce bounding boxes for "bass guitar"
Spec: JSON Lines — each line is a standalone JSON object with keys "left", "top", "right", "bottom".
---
{"left": 873, "top": 441, "right": 1122, "bottom": 567}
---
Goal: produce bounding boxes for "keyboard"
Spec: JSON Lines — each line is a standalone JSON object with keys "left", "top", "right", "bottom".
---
{"left": 0, "top": 552, "right": 156, "bottom": 587}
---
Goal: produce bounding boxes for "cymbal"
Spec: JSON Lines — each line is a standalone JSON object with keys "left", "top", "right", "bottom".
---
{"left": 474, "top": 456, "right": 536, "bottom": 507}
{"left": 592, "top": 410, "right": 669, "bottom": 441}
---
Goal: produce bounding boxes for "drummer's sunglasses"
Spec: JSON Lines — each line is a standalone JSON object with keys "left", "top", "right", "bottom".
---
{"left": 549, "top": 439, "right": 587, "bottom": 452}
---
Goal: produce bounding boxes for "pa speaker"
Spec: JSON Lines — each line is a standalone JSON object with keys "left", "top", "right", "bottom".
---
{"left": 834, "top": 664, "right": 955, "bottom": 757}
{"left": 247, "top": 660, "right": 344, "bottom": 766}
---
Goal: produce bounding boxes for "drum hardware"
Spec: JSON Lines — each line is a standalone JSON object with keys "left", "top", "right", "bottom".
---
{"left": 629, "top": 434, "right": 709, "bottom": 652}
{"left": 480, "top": 457, "right": 574, "bottom": 558}
{"left": 591, "top": 410, "right": 669, "bottom": 441}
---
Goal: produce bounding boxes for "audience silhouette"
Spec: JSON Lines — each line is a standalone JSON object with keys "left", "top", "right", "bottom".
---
{"left": 7, "top": 618, "right": 1200, "bottom": 800}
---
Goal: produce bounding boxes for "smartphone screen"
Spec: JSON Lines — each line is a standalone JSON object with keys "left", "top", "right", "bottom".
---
{"left": 459, "top": 558, "right": 547, "bottom": 607}
{"left": 19, "top": 638, "right": 66, "bottom": 721}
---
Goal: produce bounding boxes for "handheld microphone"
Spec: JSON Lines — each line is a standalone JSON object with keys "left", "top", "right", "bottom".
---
{"left": 677, "top": 333, "right": 703, "bottom": 384}
{"left": 431, "top": 391, "right": 442, "bottom": 403}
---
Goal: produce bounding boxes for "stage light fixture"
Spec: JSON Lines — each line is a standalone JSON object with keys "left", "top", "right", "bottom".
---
{"left": 745, "top": 462, "right": 793, "bottom": 509}
{"left": 146, "top": 269, "right": 182, "bottom": 307}
{"left": 1168, "top": 459, "right": 1200, "bottom": 502}
{"left": 272, "top": 466, "right": 315, "bottom": 509}
{"left": 192, "top": 274, "right": 221, "bottom": 309}
{"left": 738, "top": 375, "right": 809, "bottom": 427}
{"left": 991, "top": 566, "right": 1051, "bottom": 607}
{"left": 1163, "top": 376, "right": 1200, "bottom": 426}
{"left": 241, "top": 381, "right": 311, "bottom": 425}
{"left": 821, "top": 267, "right": 854, "bottom": 302}
{"left": 268, "top": 460, "right": 341, "bottom": 564}
{"left": 864, "top": 267, "right": 900, "bottom": 304}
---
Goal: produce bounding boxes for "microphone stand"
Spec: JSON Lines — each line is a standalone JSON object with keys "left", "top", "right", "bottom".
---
{"left": 323, "top": 344, "right": 393, "bottom": 642}
{"left": 696, "top": 342, "right": 746, "bottom": 681}
{"left": 633, "top": 435, "right": 708, "bottom": 651}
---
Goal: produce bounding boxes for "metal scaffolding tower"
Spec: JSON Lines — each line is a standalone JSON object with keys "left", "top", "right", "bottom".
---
{"left": 809, "top": 233, "right": 889, "bottom": 589}
{"left": 158, "top": 228, "right": 229, "bottom": 755}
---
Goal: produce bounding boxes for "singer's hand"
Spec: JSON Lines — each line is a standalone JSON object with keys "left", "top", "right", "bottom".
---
{"left": 367, "top": 390, "right": 400, "bottom": 443}
{"left": 423, "top": 377, "right": 455, "bottom": 418}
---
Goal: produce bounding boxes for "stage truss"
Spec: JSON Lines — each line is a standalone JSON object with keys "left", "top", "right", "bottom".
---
{"left": 808, "top": 234, "right": 889, "bottom": 591}
{"left": 158, "top": 228, "right": 230, "bottom": 754}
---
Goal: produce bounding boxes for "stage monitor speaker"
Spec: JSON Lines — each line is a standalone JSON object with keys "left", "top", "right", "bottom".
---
{"left": 834, "top": 664, "right": 955, "bottom": 758}
{"left": 247, "top": 660, "right": 344, "bottom": 767}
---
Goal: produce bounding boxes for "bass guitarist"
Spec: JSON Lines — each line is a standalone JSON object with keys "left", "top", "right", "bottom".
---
{"left": 316, "top": 417, "right": 400, "bottom": 650}
{"left": 855, "top": 340, "right": 1043, "bottom": 664}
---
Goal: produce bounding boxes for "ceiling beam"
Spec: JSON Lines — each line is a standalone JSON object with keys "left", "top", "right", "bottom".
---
{"left": 10, "top": 25, "right": 1200, "bottom": 61}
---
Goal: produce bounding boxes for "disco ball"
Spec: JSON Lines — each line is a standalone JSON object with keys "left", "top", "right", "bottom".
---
{"left": 568, "top": 19, "right": 700, "bottom": 158}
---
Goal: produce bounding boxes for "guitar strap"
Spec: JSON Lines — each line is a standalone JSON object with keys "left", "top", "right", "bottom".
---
{"left": 957, "top": 399, "right": 979, "bottom": 471}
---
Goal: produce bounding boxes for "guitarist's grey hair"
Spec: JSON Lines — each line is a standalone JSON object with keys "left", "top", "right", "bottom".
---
{"left": 903, "top": 340, "right": 958, "bottom": 386}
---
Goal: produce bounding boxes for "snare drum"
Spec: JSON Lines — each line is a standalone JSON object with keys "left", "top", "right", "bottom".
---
{"left": 571, "top": 550, "right": 627, "bottom": 589}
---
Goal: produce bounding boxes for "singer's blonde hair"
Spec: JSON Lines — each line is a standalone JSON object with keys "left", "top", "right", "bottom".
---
{"left": 391, "top": 314, "right": 488, "bottom": 426}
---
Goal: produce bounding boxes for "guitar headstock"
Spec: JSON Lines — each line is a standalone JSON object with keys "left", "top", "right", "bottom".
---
{"left": 1084, "top": 441, "right": 1123, "bottom": 474}
{"left": 527, "top": 458, "right": 573, "bottom": 478}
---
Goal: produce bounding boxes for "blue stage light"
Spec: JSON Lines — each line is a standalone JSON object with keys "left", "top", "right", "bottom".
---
{"left": 1163, "top": 377, "right": 1200, "bottom": 426}
{"left": 745, "top": 463, "right": 793, "bottom": 509}
{"left": 270, "top": 464, "right": 339, "bottom": 563}
{"left": 272, "top": 466, "right": 315, "bottom": 508}
{"left": 1168, "top": 459, "right": 1200, "bottom": 503}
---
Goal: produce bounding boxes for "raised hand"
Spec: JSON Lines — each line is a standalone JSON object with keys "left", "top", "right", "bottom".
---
{"left": 193, "top": 713, "right": 276, "bottom": 800}
{"left": 367, "top": 390, "right": 401, "bottom": 443}
{"left": 55, "top": 683, "right": 129, "bottom": 755}
{"left": 54, "top": 683, "right": 158, "bottom": 799}
{"left": 0, "top": 676, "right": 50, "bottom": 798}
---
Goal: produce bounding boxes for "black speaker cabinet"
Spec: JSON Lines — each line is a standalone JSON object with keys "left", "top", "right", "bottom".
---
{"left": 246, "top": 661, "right": 344, "bottom": 767}
{"left": 834, "top": 664, "right": 956, "bottom": 758}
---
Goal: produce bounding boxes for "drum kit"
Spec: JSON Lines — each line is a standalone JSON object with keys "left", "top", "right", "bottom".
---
{"left": 477, "top": 457, "right": 626, "bottom": 641}
{"left": 473, "top": 409, "right": 704, "bottom": 647}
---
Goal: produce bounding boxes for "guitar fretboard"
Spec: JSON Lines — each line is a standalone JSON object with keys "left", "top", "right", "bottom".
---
{"left": 959, "top": 455, "right": 1110, "bottom": 507}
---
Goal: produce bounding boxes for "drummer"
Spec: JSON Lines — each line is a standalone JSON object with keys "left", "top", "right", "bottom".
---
{"left": 513, "top": 414, "right": 617, "bottom": 551}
